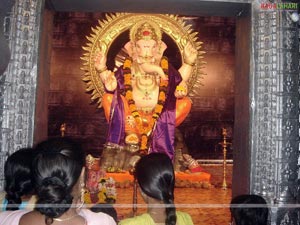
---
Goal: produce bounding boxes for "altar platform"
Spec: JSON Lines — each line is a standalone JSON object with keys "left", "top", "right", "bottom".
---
{"left": 107, "top": 170, "right": 211, "bottom": 188}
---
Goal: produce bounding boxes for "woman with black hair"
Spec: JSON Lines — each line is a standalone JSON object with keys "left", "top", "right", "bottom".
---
{"left": 119, "top": 153, "right": 194, "bottom": 225}
{"left": 0, "top": 137, "right": 116, "bottom": 225}
{"left": 0, "top": 147, "right": 36, "bottom": 211}
{"left": 230, "top": 194, "right": 269, "bottom": 225}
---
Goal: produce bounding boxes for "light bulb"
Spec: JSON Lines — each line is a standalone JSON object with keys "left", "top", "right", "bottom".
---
{"left": 290, "top": 12, "right": 299, "bottom": 22}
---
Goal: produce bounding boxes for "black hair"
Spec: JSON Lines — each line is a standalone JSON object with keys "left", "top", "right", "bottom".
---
{"left": 4, "top": 147, "right": 35, "bottom": 210}
{"left": 135, "top": 153, "right": 176, "bottom": 225}
{"left": 33, "top": 137, "right": 85, "bottom": 224}
{"left": 230, "top": 194, "right": 269, "bottom": 225}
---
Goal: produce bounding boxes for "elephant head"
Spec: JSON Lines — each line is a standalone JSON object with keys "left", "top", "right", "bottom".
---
{"left": 124, "top": 39, "right": 167, "bottom": 64}
{"left": 124, "top": 21, "right": 167, "bottom": 64}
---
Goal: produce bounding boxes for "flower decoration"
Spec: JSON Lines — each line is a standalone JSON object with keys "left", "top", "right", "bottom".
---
{"left": 84, "top": 175, "right": 117, "bottom": 204}
{"left": 123, "top": 57, "right": 169, "bottom": 152}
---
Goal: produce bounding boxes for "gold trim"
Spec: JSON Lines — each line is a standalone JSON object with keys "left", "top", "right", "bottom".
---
{"left": 81, "top": 13, "right": 206, "bottom": 108}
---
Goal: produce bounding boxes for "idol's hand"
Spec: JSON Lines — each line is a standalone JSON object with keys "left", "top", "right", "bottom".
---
{"left": 175, "top": 81, "right": 188, "bottom": 98}
{"left": 183, "top": 42, "right": 197, "bottom": 66}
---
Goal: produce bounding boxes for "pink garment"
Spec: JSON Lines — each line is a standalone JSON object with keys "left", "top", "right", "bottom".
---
{"left": 0, "top": 209, "right": 30, "bottom": 225}
{"left": 79, "top": 209, "right": 116, "bottom": 225}
{"left": 0, "top": 209, "right": 116, "bottom": 225}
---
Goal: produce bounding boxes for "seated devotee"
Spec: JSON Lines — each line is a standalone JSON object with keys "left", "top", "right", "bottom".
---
{"left": 0, "top": 137, "right": 116, "bottom": 225}
{"left": 119, "top": 152, "right": 194, "bottom": 225}
{"left": 0, "top": 147, "right": 36, "bottom": 211}
{"left": 230, "top": 194, "right": 269, "bottom": 225}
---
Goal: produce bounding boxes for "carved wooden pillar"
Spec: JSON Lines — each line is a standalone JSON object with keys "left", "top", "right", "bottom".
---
{"left": 0, "top": 0, "right": 15, "bottom": 74}
{"left": 0, "top": 0, "right": 44, "bottom": 189}
{"left": 251, "top": 2, "right": 299, "bottom": 224}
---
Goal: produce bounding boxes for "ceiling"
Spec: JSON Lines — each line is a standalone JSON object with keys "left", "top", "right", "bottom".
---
{"left": 45, "top": 0, "right": 250, "bottom": 17}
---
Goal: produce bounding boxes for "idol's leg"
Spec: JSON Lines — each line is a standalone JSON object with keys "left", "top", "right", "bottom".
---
{"left": 175, "top": 97, "right": 192, "bottom": 126}
{"left": 102, "top": 93, "right": 113, "bottom": 122}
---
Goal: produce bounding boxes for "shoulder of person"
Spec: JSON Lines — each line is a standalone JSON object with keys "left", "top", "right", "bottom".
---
{"left": 19, "top": 210, "right": 43, "bottom": 225}
{"left": 0, "top": 209, "right": 30, "bottom": 225}
{"left": 80, "top": 209, "right": 117, "bottom": 225}
{"left": 119, "top": 213, "right": 152, "bottom": 225}
{"left": 176, "top": 211, "right": 194, "bottom": 225}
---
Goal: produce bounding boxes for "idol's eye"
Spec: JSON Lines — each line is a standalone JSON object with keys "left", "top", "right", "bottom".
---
{"left": 136, "top": 43, "right": 141, "bottom": 50}
{"left": 151, "top": 44, "right": 157, "bottom": 50}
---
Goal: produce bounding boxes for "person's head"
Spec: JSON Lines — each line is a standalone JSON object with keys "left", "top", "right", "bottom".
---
{"left": 33, "top": 137, "right": 85, "bottom": 224}
{"left": 135, "top": 153, "right": 176, "bottom": 225}
{"left": 230, "top": 194, "right": 269, "bottom": 225}
{"left": 4, "top": 147, "right": 35, "bottom": 210}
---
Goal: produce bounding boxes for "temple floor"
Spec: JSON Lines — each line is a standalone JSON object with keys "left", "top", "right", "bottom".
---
{"left": 114, "top": 164, "right": 233, "bottom": 224}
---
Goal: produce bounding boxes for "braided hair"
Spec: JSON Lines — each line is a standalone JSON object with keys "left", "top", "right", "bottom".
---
{"left": 33, "top": 137, "right": 84, "bottom": 224}
{"left": 135, "top": 153, "right": 176, "bottom": 225}
{"left": 4, "top": 148, "right": 35, "bottom": 210}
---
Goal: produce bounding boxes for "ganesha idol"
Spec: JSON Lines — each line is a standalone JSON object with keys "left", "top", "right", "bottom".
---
{"left": 94, "top": 20, "right": 197, "bottom": 164}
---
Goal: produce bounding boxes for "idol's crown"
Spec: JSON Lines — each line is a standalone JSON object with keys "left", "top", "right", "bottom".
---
{"left": 130, "top": 21, "right": 161, "bottom": 42}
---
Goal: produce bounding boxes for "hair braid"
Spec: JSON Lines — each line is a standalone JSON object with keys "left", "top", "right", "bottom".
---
{"left": 164, "top": 196, "right": 176, "bottom": 225}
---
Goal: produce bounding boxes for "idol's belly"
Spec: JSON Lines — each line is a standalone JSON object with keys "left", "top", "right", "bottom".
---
{"left": 132, "top": 87, "right": 159, "bottom": 110}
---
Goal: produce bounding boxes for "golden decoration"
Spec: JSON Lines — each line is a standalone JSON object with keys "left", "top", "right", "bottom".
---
{"left": 60, "top": 123, "right": 66, "bottom": 137}
{"left": 81, "top": 13, "right": 206, "bottom": 108}
{"left": 130, "top": 21, "right": 162, "bottom": 42}
{"left": 183, "top": 154, "right": 200, "bottom": 170}
{"left": 85, "top": 154, "right": 100, "bottom": 170}
{"left": 218, "top": 128, "right": 232, "bottom": 190}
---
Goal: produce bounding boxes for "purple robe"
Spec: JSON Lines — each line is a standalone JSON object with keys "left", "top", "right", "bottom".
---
{"left": 106, "top": 61, "right": 182, "bottom": 160}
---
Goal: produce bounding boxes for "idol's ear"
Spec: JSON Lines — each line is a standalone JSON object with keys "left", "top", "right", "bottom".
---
{"left": 124, "top": 41, "right": 133, "bottom": 57}
{"left": 160, "top": 41, "right": 167, "bottom": 54}
{"left": 155, "top": 41, "right": 167, "bottom": 60}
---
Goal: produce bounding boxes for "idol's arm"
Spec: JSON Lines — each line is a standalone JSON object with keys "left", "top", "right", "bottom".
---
{"left": 178, "top": 42, "right": 197, "bottom": 81}
{"left": 98, "top": 70, "right": 117, "bottom": 92}
{"left": 178, "top": 64, "right": 193, "bottom": 82}
{"left": 94, "top": 50, "right": 117, "bottom": 91}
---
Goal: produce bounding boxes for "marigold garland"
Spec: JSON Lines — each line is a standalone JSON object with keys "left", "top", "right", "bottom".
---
{"left": 123, "top": 57, "right": 169, "bottom": 151}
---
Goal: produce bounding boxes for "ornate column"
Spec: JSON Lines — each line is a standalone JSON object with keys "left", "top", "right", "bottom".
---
{"left": 0, "top": 0, "right": 43, "bottom": 189}
{"left": 250, "top": 1, "right": 299, "bottom": 224}
{"left": 0, "top": 0, "right": 15, "bottom": 191}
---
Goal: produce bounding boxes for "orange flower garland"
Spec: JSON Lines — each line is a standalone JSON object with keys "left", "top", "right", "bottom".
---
{"left": 123, "top": 57, "right": 169, "bottom": 152}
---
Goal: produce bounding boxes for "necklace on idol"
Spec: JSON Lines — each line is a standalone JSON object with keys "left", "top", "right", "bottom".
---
{"left": 135, "top": 77, "right": 158, "bottom": 100}
{"left": 133, "top": 64, "right": 159, "bottom": 97}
